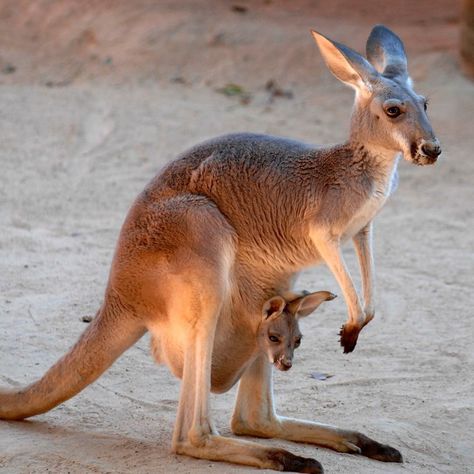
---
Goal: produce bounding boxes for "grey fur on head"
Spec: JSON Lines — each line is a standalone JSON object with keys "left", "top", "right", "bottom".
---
{"left": 366, "top": 24, "right": 408, "bottom": 80}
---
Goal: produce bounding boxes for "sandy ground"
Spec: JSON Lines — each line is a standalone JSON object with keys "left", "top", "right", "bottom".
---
{"left": 0, "top": 1, "right": 473, "bottom": 473}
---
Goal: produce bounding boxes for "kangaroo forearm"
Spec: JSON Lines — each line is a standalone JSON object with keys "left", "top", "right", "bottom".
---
{"left": 353, "top": 223, "right": 375, "bottom": 315}
{"left": 314, "top": 237, "right": 364, "bottom": 326}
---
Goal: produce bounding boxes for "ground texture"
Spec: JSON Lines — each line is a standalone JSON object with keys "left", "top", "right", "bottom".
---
{"left": 0, "top": 1, "right": 473, "bottom": 473}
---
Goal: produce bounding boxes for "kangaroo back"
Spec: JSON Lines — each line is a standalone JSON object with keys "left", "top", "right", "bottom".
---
{"left": 0, "top": 294, "right": 145, "bottom": 420}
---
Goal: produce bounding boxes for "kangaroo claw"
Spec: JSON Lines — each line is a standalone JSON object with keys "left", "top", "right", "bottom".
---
{"left": 355, "top": 433, "right": 403, "bottom": 463}
{"left": 339, "top": 324, "right": 361, "bottom": 353}
{"left": 268, "top": 449, "right": 324, "bottom": 473}
{"left": 341, "top": 441, "right": 362, "bottom": 454}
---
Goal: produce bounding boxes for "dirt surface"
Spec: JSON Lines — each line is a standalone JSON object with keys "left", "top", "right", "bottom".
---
{"left": 0, "top": 1, "right": 473, "bottom": 473}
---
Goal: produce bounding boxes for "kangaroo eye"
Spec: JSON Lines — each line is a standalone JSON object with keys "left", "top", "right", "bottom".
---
{"left": 294, "top": 338, "right": 301, "bottom": 348}
{"left": 423, "top": 101, "right": 428, "bottom": 112}
{"left": 385, "top": 106, "right": 401, "bottom": 118}
{"left": 269, "top": 335, "right": 280, "bottom": 343}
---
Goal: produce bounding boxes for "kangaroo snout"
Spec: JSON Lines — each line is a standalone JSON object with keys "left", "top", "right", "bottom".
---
{"left": 412, "top": 138, "right": 442, "bottom": 165}
{"left": 421, "top": 140, "right": 442, "bottom": 160}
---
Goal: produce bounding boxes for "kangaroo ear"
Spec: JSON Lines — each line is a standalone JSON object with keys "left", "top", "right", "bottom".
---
{"left": 262, "top": 296, "right": 286, "bottom": 320}
{"left": 366, "top": 25, "right": 408, "bottom": 80}
{"left": 311, "top": 30, "right": 378, "bottom": 95}
{"left": 287, "top": 291, "right": 336, "bottom": 319}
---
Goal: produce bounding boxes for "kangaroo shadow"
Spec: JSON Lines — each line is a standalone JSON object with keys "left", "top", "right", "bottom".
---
{"left": 2, "top": 418, "right": 172, "bottom": 468}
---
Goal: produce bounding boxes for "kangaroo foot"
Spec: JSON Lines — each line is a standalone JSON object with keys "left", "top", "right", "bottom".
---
{"left": 354, "top": 433, "right": 403, "bottom": 462}
{"left": 174, "top": 434, "right": 324, "bottom": 473}
{"left": 268, "top": 449, "right": 324, "bottom": 473}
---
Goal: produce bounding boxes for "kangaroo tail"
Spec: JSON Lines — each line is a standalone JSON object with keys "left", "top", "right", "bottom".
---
{"left": 0, "top": 295, "right": 146, "bottom": 420}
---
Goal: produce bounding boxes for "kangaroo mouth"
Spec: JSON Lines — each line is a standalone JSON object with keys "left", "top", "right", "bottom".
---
{"left": 412, "top": 153, "right": 438, "bottom": 166}
{"left": 410, "top": 143, "right": 439, "bottom": 166}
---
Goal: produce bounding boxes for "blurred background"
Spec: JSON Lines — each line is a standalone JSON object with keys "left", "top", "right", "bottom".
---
{"left": 0, "top": 1, "right": 473, "bottom": 473}
{"left": 0, "top": 0, "right": 471, "bottom": 86}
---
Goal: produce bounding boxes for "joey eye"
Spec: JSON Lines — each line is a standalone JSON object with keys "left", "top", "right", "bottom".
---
{"left": 385, "top": 106, "right": 401, "bottom": 118}
{"left": 294, "top": 338, "right": 301, "bottom": 348}
{"left": 269, "top": 335, "right": 280, "bottom": 343}
{"left": 423, "top": 101, "right": 428, "bottom": 112}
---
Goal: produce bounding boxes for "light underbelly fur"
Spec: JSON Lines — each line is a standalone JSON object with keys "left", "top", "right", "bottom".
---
{"left": 342, "top": 193, "right": 387, "bottom": 240}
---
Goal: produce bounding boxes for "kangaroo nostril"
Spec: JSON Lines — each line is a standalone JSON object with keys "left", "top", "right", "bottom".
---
{"left": 421, "top": 143, "right": 441, "bottom": 158}
{"left": 421, "top": 144, "right": 430, "bottom": 155}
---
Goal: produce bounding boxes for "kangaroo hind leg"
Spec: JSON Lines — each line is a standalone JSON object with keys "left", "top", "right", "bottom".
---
{"left": 168, "top": 261, "right": 322, "bottom": 472}
{"left": 232, "top": 355, "right": 402, "bottom": 463}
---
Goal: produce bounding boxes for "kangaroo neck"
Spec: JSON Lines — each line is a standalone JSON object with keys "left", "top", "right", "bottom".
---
{"left": 343, "top": 139, "right": 401, "bottom": 183}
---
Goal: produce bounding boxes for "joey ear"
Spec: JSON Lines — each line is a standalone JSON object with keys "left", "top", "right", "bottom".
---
{"left": 366, "top": 25, "right": 408, "bottom": 80}
{"left": 262, "top": 296, "right": 286, "bottom": 320}
{"left": 311, "top": 30, "right": 378, "bottom": 95}
{"left": 287, "top": 291, "right": 336, "bottom": 319}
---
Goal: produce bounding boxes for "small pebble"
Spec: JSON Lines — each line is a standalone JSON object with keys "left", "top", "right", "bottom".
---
{"left": 231, "top": 5, "right": 248, "bottom": 13}
{"left": 2, "top": 64, "right": 16, "bottom": 74}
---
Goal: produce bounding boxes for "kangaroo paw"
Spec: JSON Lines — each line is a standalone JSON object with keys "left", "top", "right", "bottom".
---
{"left": 339, "top": 324, "right": 361, "bottom": 353}
{"left": 267, "top": 449, "right": 324, "bottom": 473}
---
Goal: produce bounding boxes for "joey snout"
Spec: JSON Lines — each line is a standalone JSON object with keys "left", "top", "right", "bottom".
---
{"left": 274, "top": 354, "right": 293, "bottom": 371}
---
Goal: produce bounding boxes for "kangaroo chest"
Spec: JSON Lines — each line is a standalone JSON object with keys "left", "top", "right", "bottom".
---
{"left": 342, "top": 166, "right": 398, "bottom": 240}
{"left": 342, "top": 192, "right": 387, "bottom": 240}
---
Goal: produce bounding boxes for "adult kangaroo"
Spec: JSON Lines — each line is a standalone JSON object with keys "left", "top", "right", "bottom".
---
{"left": 0, "top": 25, "right": 440, "bottom": 473}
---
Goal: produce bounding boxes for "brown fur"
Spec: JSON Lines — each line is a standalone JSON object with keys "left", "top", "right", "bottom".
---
{"left": 0, "top": 25, "right": 440, "bottom": 471}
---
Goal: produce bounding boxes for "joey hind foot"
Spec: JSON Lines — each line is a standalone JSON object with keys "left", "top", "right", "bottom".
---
{"left": 267, "top": 449, "right": 324, "bottom": 474}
